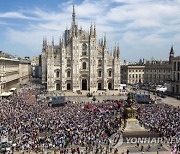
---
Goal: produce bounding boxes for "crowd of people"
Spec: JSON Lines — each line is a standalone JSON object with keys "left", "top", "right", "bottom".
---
{"left": 137, "top": 104, "right": 180, "bottom": 138}
{"left": 0, "top": 85, "right": 124, "bottom": 153}
{"left": 0, "top": 83, "right": 180, "bottom": 153}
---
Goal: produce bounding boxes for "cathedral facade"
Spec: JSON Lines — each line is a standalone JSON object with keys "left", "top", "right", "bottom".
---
{"left": 41, "top": 6, "right": 121, "bottom": 92}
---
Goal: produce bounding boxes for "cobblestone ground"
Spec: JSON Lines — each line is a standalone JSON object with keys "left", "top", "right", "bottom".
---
{"left": 64, "top": 91, "right": 180, "bottom": 108}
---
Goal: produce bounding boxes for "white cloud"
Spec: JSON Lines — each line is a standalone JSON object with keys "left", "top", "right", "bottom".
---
{"left": 0, "top": 12, "right": 37, "bottom": 20}
{"left": 1, "top": 0, "right": 180, "bottom": 60}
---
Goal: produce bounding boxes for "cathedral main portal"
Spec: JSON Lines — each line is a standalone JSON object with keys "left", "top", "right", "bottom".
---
{"left": 82, "top": 79, "right": 87, "bottom": 90}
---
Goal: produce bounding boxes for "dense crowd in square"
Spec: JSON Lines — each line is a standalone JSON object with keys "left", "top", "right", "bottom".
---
{"left": 0, "top": 84, "right": 179, "bottom": 153}
{"left": 137, "top": 103, "right": 180, "bottom": 138}
{"left": 0, "top": 85, "right": 123, "bottom": 153}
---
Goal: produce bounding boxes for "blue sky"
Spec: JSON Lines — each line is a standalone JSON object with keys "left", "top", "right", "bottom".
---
{"left": 0, "top": 0, "right": 180, "bottom": 62}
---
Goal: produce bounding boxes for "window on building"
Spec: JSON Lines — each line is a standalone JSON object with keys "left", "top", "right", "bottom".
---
{"left": 98, "top": 70, "right": 102, "bottom": 77}
{"left": 109, "top": 70, "right": 112, "bottom": 77}
{"left": 67, "top": 71, "right": 70, "bottom": 77}
{"left": 173, "top": 72, "right": 176, "bottom": 81}
{"left": 67, "top": 83, "right": 71, "bottom": 90}
{"left": 132, "top": 74, "right": 134, "bottom": 78}
{"left": 56, "top": 71, "right": 60, "bottom": 78}
{"left": 82, "top": 43, "right": 87, "bottom": 56}
{"left": 129, "top": 74, "right": 131, "bottom": 78}
{"left": 176, "top": 85, "right": 179, "bottom": 94}
{"left": 174, "top": 62, "right": 176, "bottom": 71}
{"left": 98, "top": 60, "right": 102, "bottom": 67}
{"left": 67, "top": 59, "right": 71, "bottom": 67}
{"left": 139, "top": 74, "right": 141, "bottom": 78}
{"left": 136, "top": 74, "right": 138, "bottom": 78}
{"left": 56, "top": 84, "right": 60, "bottom": 90}
{"left": 82, "top": 62, "right": 86, "bottom": 69}
{"left": 177, "top": 73, "right": 180, "bottom": 81}
{"left": 178, "top": 62, "right": 180, "bottom": 71}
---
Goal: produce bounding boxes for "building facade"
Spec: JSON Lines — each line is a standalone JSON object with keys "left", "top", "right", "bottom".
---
{"left": 0, "top": 51, "right": 31, "bottom": 94}
{"left": 31, "top": 56, "right": 41, "bottom": 78}
{"left": 121, "top": 65, "right": 145, "bottom": 84}
{"left": 171, "top": 56, "right": 180, "bottom": 95}
{"left": 143, "top": 62, "right": 171, "bottom": 84}
{"left": 19, "top": 58, "right": 32, "bottom": 85}
{"left": 42, "top": 6, "right": 121, "bottom": 92}
{"left": 121, "top": 48, "right": 172, "bottom": 85}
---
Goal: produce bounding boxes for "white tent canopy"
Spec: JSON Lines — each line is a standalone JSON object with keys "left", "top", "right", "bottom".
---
{"left": 0, "top": 92, "right": 13, "bottom": 97}
{"left": 10, "top": 87, "right": 16, "bottom": 91}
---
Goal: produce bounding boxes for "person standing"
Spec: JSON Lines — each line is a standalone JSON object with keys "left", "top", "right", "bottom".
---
{"left": 126, "top": 149, "right": 129, "bottom": 154}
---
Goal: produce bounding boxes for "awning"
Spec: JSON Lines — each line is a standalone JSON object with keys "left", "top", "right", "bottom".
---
{"left": 10, "top": 87, "right": 16, "bottom": 91}
{"left": 0, "top": 92, "right": 13, "bottom": 97}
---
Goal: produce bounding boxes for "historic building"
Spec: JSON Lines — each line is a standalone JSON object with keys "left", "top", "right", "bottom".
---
{"left": 31, "top": 56, "right": 41, "bottom": 78}
{"left": 171, "top": 56, "right": 180, "bottom": 95}
{"left": 0, "top": 51, "right": 31, "bottom": 94}
{"left": 121, "top": 65, "right": 145, "bottom": 84}
{"left": 42, "top": 6, "right": 121, "bottom": 92}
{"left": 121, "top": 47, "right": 172, "bottom": 85}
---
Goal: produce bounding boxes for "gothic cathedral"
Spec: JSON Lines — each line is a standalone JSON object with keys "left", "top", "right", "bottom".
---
{"left": 41, "top": 6, "right": 121, "bottom": 92}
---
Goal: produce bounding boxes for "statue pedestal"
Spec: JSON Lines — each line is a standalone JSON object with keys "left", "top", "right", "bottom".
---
{"left": 124, "top": 119, "right": 147, "bottom": 132}
{"left": 123, "top": 119, "right": 159, "bottom": 138}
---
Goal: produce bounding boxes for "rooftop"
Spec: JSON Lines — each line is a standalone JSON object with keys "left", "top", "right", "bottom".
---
{"left": 173, "top": 56, "right": 180, "bottom": 60}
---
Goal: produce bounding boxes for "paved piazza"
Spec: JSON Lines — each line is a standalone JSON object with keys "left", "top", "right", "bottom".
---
{"left": 1, "top": 87, "right": 179, "bottom": 154}
{"left": 63, "top": 90, "right": 180, "bottom": 108}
